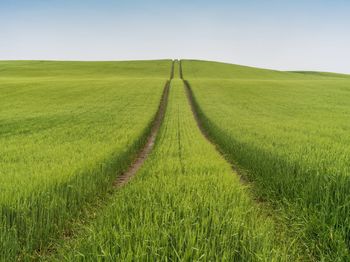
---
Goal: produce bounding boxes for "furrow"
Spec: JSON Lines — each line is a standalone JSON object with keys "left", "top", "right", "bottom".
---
{"left": 180, "top": 61, "right": 247, "bottom": 184}
{"left": 113, "top": 60, "right": 174, "bottom": 187}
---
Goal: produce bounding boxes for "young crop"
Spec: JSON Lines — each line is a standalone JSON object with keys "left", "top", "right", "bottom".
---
{"left": 52, "top": 69, "right": 298, "bottom": 261}
{"left": 2, "top": 59, "right": 348, "bottom": 260}
{"left": 0, "top": 60, "right": 172, "bottom": 259}
{"left": 182, "top": 60, "right": 350, "bottom": 260}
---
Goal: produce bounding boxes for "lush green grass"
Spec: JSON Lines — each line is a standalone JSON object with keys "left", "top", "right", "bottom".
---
{"left": 0, "top": 60, "right": 171, "bottom": 79}
{"left": 183, "top": 60, "right": 350, "bottom": 260}
{"left": 181, "top": 60, "right": 305, "bottom": 80}
{"left": 0, "top": 60, "right": 171, "bottom": 259}
{"left": 289, "top": 71, "right": 350, "bottom": 79}
{"left": 2, "top": 59, "right": 349, "bottom": 260}
{"left": 51, "top": 77, "right": 297, "bottom": 261}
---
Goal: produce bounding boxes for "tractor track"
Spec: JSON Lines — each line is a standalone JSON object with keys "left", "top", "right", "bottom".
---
{"left": 180, "top": 61, "right": 248, "bottom": 184}
{"left": 115, "top": 59, "right": 247, "bottom": 188}
{"left": 113, "top": 62, "right": 174, "bottom": 187}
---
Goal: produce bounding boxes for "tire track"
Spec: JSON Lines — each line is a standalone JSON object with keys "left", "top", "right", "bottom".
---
{"left": 114, "top": 62, "right": 174, "bottom": 187}
{"left": 180, "top": 60, "right": 248, "bottom": 184}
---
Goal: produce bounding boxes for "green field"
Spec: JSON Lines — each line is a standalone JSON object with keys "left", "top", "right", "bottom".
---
{"left": 1, "top": 60, "right": 349, "bottom": 261}
{"left": 52, "top": 67, "right": 296, "bottom": 261}
{"left": 0, "top": 60, "right": 171, "bottom": 259}
{"left": 182, "top": 60, "right": 350, "bottom": 260}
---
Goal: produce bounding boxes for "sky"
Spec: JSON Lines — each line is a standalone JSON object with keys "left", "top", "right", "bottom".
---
{"left": 1, "top": 0, "right": 350, "bottom": 73}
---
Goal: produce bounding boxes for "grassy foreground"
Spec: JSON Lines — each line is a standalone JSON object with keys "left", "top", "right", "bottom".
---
{"left": 50, "top": 75, "right": 298, "bottom": 260}
{"left": 183, "top": 60, "right": 350, "bottom": 260}
{"left": 0, "top": 60, "right": 171, "bottom": 259}
{"left": 1, "top": 59, "right": 349, "bottom": 260}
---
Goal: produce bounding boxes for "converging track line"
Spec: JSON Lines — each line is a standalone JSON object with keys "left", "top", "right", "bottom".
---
{"left": 113, "top": 62, "right": 174, "bottom": 187}
{"left": 180, "top": 60, "right": 248, "bottom": 184}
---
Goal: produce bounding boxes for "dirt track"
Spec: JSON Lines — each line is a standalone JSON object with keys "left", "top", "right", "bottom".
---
{"left": 114, "top": 59, "right": 246, "bottom": 188}
{"left": 180, "top": 61, "right": 248, "bottom": 185}
{"left": 113, "top": 62, "right": 174, "bottom": 187}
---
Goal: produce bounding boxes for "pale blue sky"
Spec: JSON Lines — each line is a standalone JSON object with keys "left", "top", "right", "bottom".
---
{"left": 1, "top": 0, "right": 350, "bottom": 73}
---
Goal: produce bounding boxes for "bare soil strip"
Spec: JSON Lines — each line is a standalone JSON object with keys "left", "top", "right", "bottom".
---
{"left": 114, "top": 79, "right": 172, "bottom": 187}
{"left": 180, "top": 62, "right": 247, "bottom": 184}
{"left": 114, "top": 60, "right": 175, "bottom": 187}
